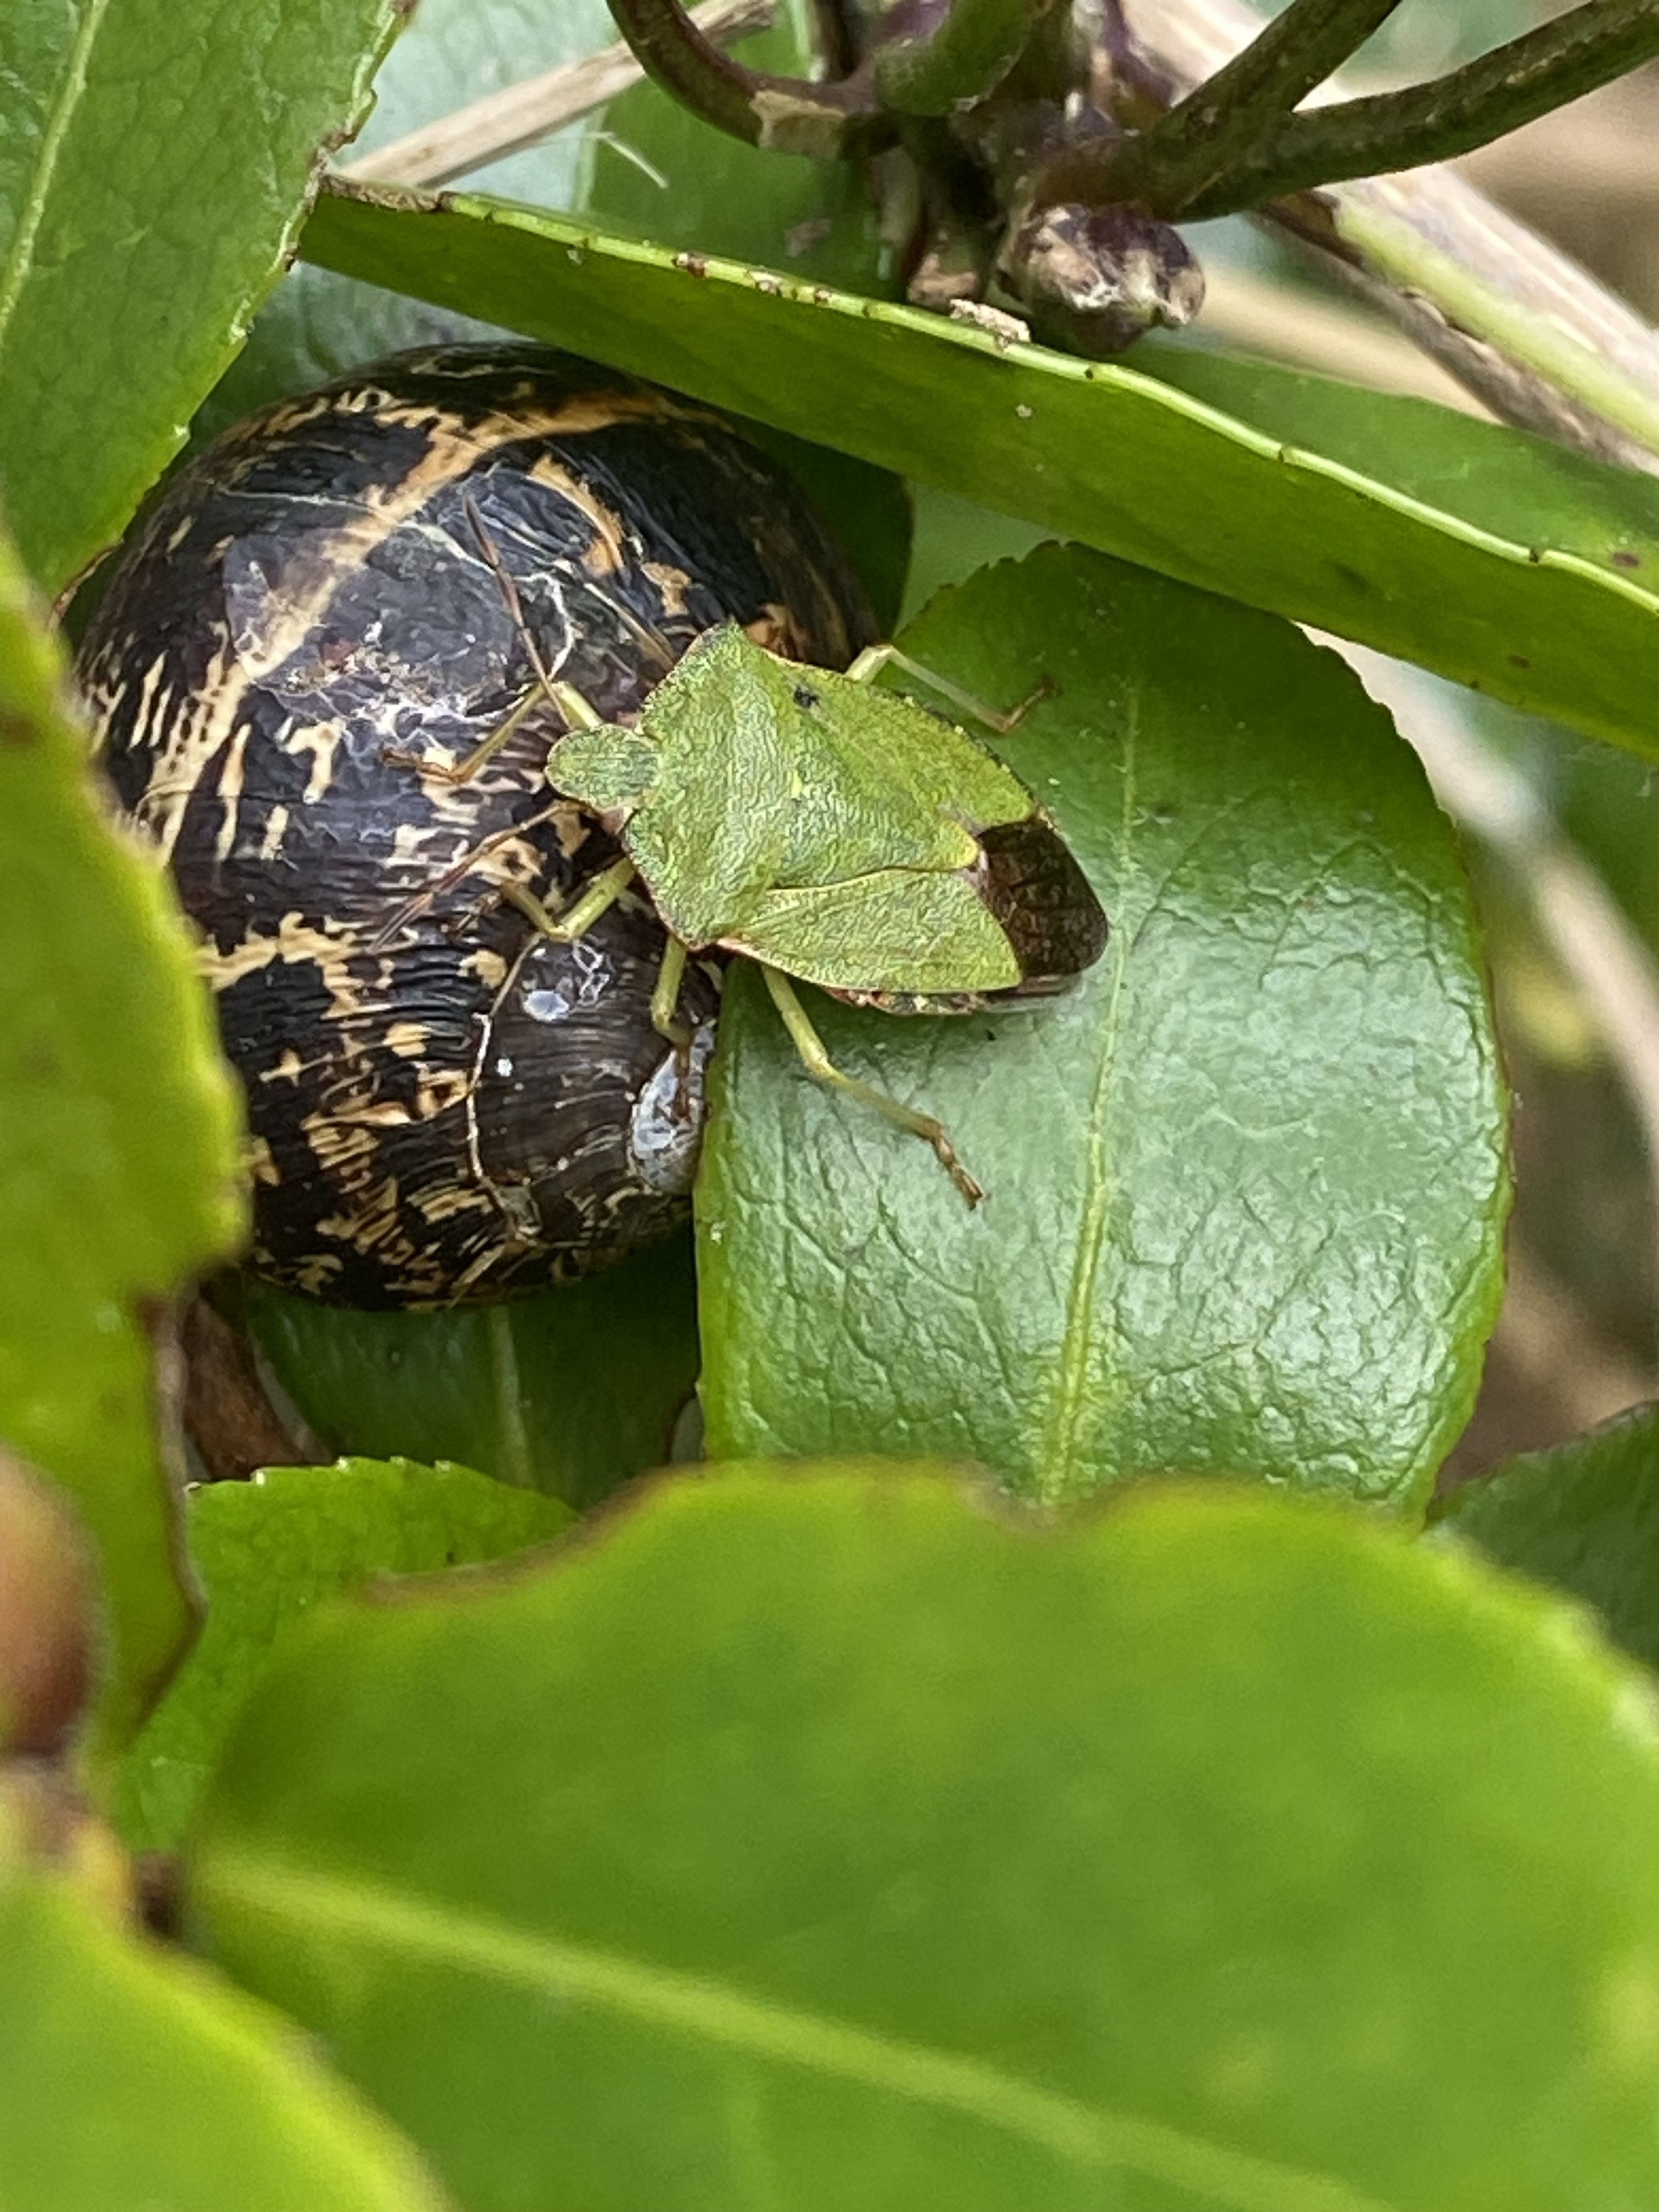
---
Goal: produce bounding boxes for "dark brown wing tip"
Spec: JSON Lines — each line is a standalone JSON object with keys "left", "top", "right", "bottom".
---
{"left": 968, "top": 816, "right": 1108, "bottom": 987}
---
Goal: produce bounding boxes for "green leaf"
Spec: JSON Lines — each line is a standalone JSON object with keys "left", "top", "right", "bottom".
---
{"left": 902, "top": 483, "right": 1048, "bottom": 623}
{"left": 0, "top": 0, "right": 405, "bottom": 593}
{"left": 700, "top": 546, "right": 1507, "bottom": 1508}
{"left": 0, "top": 1861, "right": 447, "bottom": 2211}
{"left": 0, "top": 529, "right": 243, "bottom": 1754}
{"left": 244, "top": 1233, "right": 700, "bottom": 1509}
{"left": 118, "top": 1457, "right": 570, "bottom": 1853}
{"left": 1140, "top": 342, "right": 1659, "bottom": 584}
{"left": 1433, "top": 1402, "right": 1659, "bottom": 1671}
{"left": 300, "top": 184, "right": 1659, "bottom": 760}
{"left": 186, "top": 1468, "right": 1659, "bottom": 2211}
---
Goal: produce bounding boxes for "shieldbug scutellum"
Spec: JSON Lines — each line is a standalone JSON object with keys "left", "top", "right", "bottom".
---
{"left": 463, "top": 516, "right": 1109, "bottom": 1203}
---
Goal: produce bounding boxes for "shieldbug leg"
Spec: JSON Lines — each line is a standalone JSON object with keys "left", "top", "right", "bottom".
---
{"left": 502, "top": 856, "right": 637, "bottom": 943}
{"left": 468, "top": 494, "right": 611, "bottom": 742}
{"left": 759, "top": 965, "right": 984, "bottom": 1208}
{"left": 383, "top": 497, "right": 594, "bottom": 786}
{"left": 650, "top": 935, "right": 700, "bottom": 1120}
{"left": 368, "top": 800, "right": 572, "bottom": 951}
{"left": 843, "top": 644, "right": 1051, "bottom": 736}
{"left": 383, "top": 681, "right": 548, "bottom": 786}
{"left": 651, "top": 935, "right": 694, "bottom": 1050}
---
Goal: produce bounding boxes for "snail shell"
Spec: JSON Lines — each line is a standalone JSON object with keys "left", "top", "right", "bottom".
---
{"left": 77, "top": 343, "right": 875, "bottom": 1307}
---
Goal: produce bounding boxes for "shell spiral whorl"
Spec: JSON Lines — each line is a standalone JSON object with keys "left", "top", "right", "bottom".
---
{"left": 77, "top": 343, "right": 876, "bottom": 1307}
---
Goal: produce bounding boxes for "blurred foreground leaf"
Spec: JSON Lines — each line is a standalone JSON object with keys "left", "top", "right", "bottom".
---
{"left": 0, "top": 532, "right": 243, "bottom": 1754}
{"left": 188, "top": 1469, "right": 1659, "bottom": 2211}
{"left": 702, "top": 546, "right": 1507, "bottom": 1508}
{"left": 119, "top": 1458, "right": 569, "bottom": 1851}
{"left": 0, "top": 1861, "right": 446, "bottom": 2211}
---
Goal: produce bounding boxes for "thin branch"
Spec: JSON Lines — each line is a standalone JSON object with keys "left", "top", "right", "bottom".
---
{"left": 1179, "top": 0, "right": 1659, "bottom": 220}
{"left": 1108, "top": 0, "right": 1659, "bottom": 472}
{"left": 341, "top": 0, "right": 773, "bottom": 187}
{"left": 1055, "top": 0, "right": 1404, "bottom": 214}
{"left": 1300, "top": 182, "right": 1659, "bottom": 470}
{"left": 605, "top": 0, "right": 885, "bottom": 156}
{"left": 1193, "top": 261, "right": 1487, "bottom": 414}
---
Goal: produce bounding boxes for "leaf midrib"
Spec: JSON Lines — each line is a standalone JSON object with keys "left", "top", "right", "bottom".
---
{"left": 0, "top": 0, "right": 115, "bottom": 361}
{"left": 196, "top": 1847, "right": 1397, "bottom": 2212}
{"left": 1034, "top": 693, "right": 1137, "bottom": 1498}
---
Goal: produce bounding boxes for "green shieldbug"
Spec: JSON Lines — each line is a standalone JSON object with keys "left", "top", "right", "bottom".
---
{"left": 529, "top": 621, "right": 1109, "bottom": 1204}
{"left": 411, "top": 501, "right": 1108, "bottom": 1203}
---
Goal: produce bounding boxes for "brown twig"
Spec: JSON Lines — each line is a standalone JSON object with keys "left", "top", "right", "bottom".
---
{"left": 1037, "top": 0, "right": 1404, "bottom": 213}
{"left": 1108, "top": 0, "right": 1659, "bottom": 470}
{"left": 605, "top": 0, "right": 886, "bottom": 156}
{"left": 1043, "top": 0, "right": 1659, "bottom": 220}
{"left": 1181, "top": 0, "right": 1659, "bottom": 222}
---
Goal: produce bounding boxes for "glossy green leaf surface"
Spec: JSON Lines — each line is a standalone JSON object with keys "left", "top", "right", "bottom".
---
{"left": 187, "top": 1468, "right": 1659, "bottom": 2211}
{"left": 1435, "top": 1402, "right": 1659, "bottom": 1671}
{"left": 119, "top": 1458, "right": 570, "bottom": 1853}
{"left": 245, "top": 1234, "right": 700, "bottom": 1509}
{"left": 0, "top": 1863, "right": 446, "bottom": 2211}
{"left": 0, "top": 0, "right": 405, "bottom": 593}
{"left": 0, "top": 532, "right": 243, "bottom": 1752}
{"left": 700, "top": 546, "right": 1507, "bottom": 1507}
{"left": 303, "top": 182, "right": 1659, "bottom": 758}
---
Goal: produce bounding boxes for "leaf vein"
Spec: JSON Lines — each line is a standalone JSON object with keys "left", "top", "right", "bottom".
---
{"left": 1034, "top": 696, "right": 1138, "bottom": 1498}
{"left": 0, "top": 0, "right": 117, "bottom": 363}
{"left": 198, "top": 1849, "right": 1398, "bottom": 2212}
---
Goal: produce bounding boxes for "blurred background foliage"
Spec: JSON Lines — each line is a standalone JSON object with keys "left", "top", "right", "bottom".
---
{"left": 1173, "top": 3, "right": 1659, "bottom": 1470}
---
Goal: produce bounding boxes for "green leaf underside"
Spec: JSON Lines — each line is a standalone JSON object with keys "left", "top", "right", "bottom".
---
{"left": 0, "top": 1867, "right": 445, "bottom": 2211}
{"left": 188, "top": 1470, "right": 1659, "bottom": 2211}
{"left": 555, "top": 627, "right": 1024, "bottom": 989}
{"left": 0, "top": 530, "right": 243, "bottom": 1754}
{"left": 1138, "top": 343, "right": 1659, "bottom": 571}
{"left": 0, "top": 0, "right": 406, "bottom": 594}
{"left": 117, "top": 1458, "right": 571, "bottom": 1853}
{"left": 243, "top": 1232, "right": 700, "bottom": 1509}
{"left": 1435, "top": 1402, "right": 1659, "bottom": 1672}
{"left": 301, "top": 186, "right": 1659, "bottom": 761}
{"left": 699, "top": 546, "right": 1507, "bottom": 1509}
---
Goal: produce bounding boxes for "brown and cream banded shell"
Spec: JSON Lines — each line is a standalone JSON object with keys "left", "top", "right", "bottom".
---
{"left": 77, "top": 343, "right": 875, "bottom": 1307}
